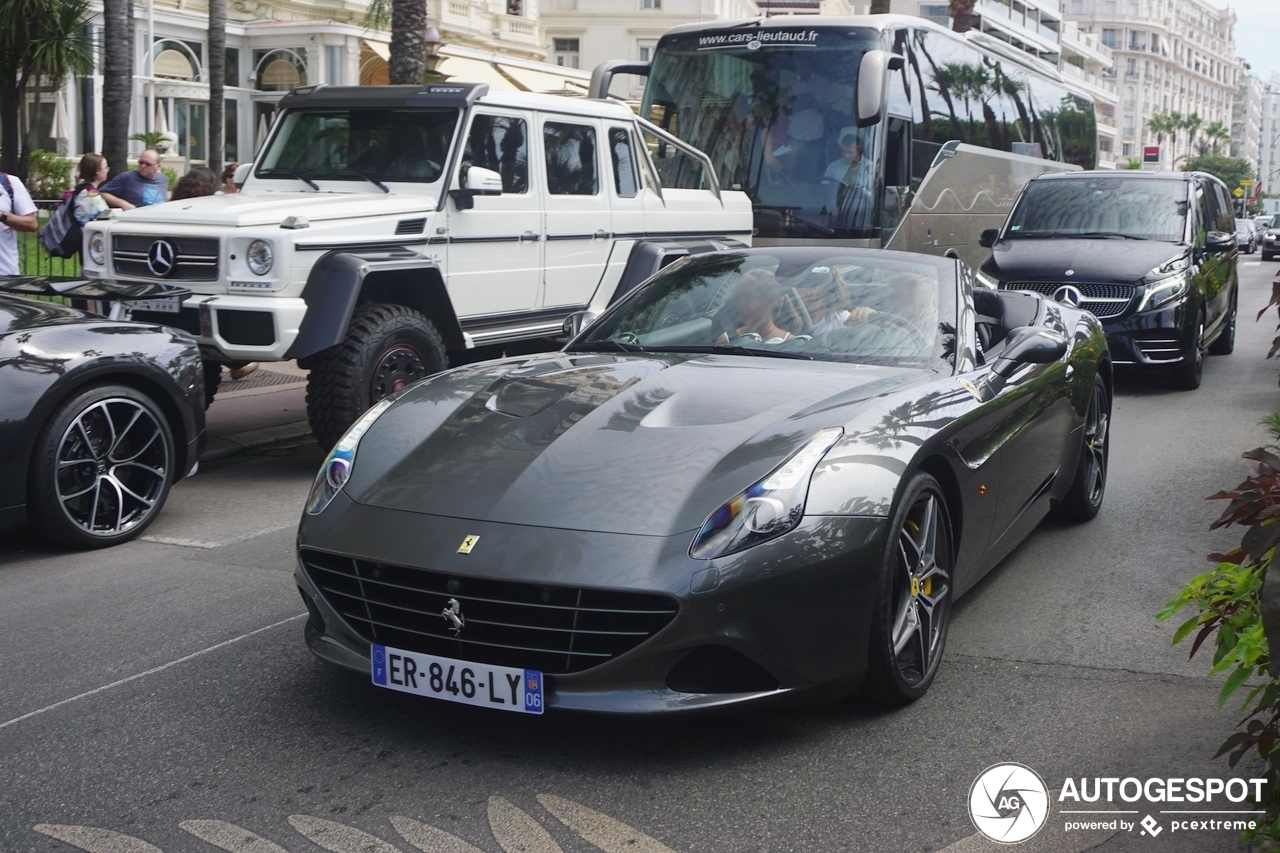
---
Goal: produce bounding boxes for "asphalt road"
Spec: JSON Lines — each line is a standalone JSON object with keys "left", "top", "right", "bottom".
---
{"left": 3, "top": 259, "right": 1279, "bottom": 853}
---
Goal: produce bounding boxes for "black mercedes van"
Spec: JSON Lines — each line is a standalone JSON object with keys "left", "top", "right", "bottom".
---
{"left": 975, "top": 170, "right": 1238, "bottom": 390}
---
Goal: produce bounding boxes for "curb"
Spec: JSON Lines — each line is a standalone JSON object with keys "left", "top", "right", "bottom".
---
{"left": 200, "top": 420, "right": 313, "bottom": 462}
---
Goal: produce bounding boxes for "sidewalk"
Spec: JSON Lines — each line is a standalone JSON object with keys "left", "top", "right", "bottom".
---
{"left": 200, "top": 362, "right": 312, "bottom": 461}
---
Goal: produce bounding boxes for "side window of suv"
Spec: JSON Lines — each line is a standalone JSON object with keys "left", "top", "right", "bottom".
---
{"left": 544, "top": 122, "right": 599, "bottom": 195}
{"left": 608, "top": 128, "right": 638, "bottom": 198}
{"left": 463, "top": 114, "right": 528, "bottom": 194}
{"left": 1194, "top": 182, "right": 1211, "bottom": 245}
{"left": 1213, "top": 184, "right": 1235, "bottom": 233}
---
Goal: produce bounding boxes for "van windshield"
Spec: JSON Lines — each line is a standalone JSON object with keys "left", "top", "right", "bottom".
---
{"left": 257, "top": 108, "right": 459, "bottom": 184}
{"left": 1005, "top": 178, "right": 1188, "bottom": 243}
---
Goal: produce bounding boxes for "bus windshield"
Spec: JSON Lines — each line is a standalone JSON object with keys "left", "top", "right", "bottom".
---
{"left": 642, "top": 28, "right": 883, "bottom": 241}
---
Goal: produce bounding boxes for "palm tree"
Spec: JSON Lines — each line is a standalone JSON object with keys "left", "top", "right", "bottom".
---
{"left": 1180, "top": 111, "right": 1202, "bottom": 164}
{"left": 870, "top": 0, "right": 890, "bottom": 11}
{"left": 388, "top": 0, "right": 425, "bottom": 84}
{"left": 1146, "top": 112, "right": 1177, "bottom": 164}
{"left": 928, "top": 63, "right": 967, "bottom": 142}
{"left": 102, "top": 0, "right": 132, "bottom": 179}
{"left": 208, "top": 0, "right": 226, "bottom": 176}
{"left": 1203, "top": 119, "right": 1229, "bottom": 156}
{"left": 949, "top": 0, "right": 977, "bottom": 33}
{"left": 22, "top": 0, "right": 93, "bottom": 169}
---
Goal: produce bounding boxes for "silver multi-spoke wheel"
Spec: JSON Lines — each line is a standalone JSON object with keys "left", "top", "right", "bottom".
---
{"left": 55, "top": 397, "right": 170, "bottom": 537}
{"left": 889, "top": 491, "right": 951, "bottom": 687}
{"left": 1080, "top": 384, "right": 1108, "bottom": 507}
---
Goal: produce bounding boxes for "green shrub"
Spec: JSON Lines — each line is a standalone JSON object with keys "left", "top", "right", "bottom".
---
{"left": 25, "top": 149, "right": 73, "bottom": 199}
{"left": 1158, "top": 418, "right": 1280, "bottom": 847}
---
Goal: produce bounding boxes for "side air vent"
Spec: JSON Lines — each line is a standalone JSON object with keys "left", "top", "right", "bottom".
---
{"left": 666, "top": 646, "right": 780, "bottom": 694}
{"left": 396, "top": 218, "right": 427, "bottom": 235}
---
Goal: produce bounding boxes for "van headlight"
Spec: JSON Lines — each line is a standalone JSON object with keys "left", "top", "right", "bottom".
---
{"left": 1137, "top": 272, "right": 1189, "bottom": 313}
{"left": 88, "top": 232, "right": 105, "bottom": 265}
{"left": 305, "top": 398, "right": 395, "bottom": 515}
{"left": 246, "top": 240, "right": 274, "bottom": 276}
{"left": 974, "top": 268, "right": 1000, "bottom": 290}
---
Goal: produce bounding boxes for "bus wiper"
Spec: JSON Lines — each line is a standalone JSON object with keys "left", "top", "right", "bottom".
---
{"left": 283, "top": 168, "right": 320, "bottom": 191}
{"left": 751, "top": 204, "right": 837, "bottom": 237}
{"left": 341, "top": 169, "right": 390, "bottom": 193}
{"left": 565, "top": 339, "right": 648, "bottom": 353}
{"left": 652, "top": 344, "right": 813, "bottom": 360}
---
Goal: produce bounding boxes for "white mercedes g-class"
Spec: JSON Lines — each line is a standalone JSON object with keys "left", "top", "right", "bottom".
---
{"left": 81, "top": 82, "right": 752, "bottom": 447}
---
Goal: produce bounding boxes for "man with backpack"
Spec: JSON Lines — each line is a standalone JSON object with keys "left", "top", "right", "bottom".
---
{"left": 0, "top": 171, "right": 38, "bottom": 276}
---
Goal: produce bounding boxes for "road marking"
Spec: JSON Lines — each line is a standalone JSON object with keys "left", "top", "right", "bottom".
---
{"left": 537, "top": 795, "right": 676, "bottom": 853}
{"left": 390, "top": 816, "right": 483, "bottom": 853}
{"left": 487, "top": 797, "right": 563, "bottom": 853}
{"left": 0, "top": 614, "right": 305, "bottom": 732}
{"left": 287, "top": 815, "right": 402, "bottom": 853}
{"left": 180, "top": 820, "right": 291, "bottom": 853}
{"left": 33, "top": 825, "right": 164, "bottom": 853}
{"left": 142, "top": 523, "right": 296, "bottom": 550}
{"left": 937, "top": 824, "right": 1119, "bottom": 851}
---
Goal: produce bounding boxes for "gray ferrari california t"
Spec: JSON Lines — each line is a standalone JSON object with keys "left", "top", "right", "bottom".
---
{"left": 295, "top": 247, "right": 1110, "bottom": 714}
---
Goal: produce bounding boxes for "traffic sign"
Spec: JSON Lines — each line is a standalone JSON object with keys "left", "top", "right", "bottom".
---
{"left": 1234, "top": 187, "right": 1245, "bottom": 198}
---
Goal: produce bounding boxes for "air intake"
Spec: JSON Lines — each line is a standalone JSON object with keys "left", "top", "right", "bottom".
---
{"left": 395, "top": 218, "right": 427, "bottom": 235}
{"left": 666, "top": 646, "right": 780, "bottom": 694}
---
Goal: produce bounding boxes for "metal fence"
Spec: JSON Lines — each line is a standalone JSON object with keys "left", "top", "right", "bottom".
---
{"left": 17, "top": 200, "right": 83, "bottom": 278}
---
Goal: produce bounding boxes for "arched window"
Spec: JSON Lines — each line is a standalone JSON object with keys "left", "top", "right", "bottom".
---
{"left": 253, "top": 48, "right": 308, "bottom": 92}
{"left": 152, "top": 39, "right": 202, "bottom": 81}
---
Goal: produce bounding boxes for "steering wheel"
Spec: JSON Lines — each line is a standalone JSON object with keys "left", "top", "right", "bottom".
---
{"left": 865, "top": 311, "right": 932, "bottom": 351}
{"left": 616, "top": 331, "right": 641, "bottom": 345}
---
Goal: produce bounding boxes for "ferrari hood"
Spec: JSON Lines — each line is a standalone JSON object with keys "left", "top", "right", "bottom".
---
{"left": 115, "top": 190, "right": 434, "bottom": 228}
{"left": 344, "top": 352, "right": 924, "bottom": 537}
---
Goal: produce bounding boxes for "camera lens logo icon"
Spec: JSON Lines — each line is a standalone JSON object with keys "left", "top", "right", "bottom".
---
{"left": 969, "top": 763, "right": 1050, "bottom": 844}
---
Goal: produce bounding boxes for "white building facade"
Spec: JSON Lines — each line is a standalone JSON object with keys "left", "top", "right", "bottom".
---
{"left": 1231, "top": 70, "right": 1262, "bottom": 178}
{"left": 1260, "top": 75, "right": 1280, "bottom": 196}
{"left": 1063, "top": 0, "right": 1238, "bottom": 169}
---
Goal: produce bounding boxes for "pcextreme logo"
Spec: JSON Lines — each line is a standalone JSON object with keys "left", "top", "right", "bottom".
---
{"left": 969, "top": 763, "right": 1051, "bottom": 843}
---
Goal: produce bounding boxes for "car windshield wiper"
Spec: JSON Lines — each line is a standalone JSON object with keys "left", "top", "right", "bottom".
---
{"left": 1072, "top": 231, "right": 1149, "bottom": 240}
{"left": 340, "top": 169, "right": 390, "bottom": 193}
{"left": 281, "top": 168, "right": 319, "bottom": 191}
{"left": 565, "top": 339, "right": 648, "bottom": 353}
{"left": 751, "top": 204, "right": 837, "bottom": 237}
{"left": 650, "top": 344, "right": 814, "bottom": 361}
{"left": 1018, "top": 231, "right": 1149, "bottom": 240}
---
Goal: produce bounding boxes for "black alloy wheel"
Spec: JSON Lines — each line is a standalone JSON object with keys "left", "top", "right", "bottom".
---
{"left": 1171, "top": 310, "right": 1205, "bottom": 390}
{"left": 306, "top": 303, "right": 448, "bottom": 450}
{"left": 1055, "top": 374, "right": 1109, "bottom": 522}
{"left": 28, "top": 384, "right": 175, "bottom": 548}
{"left": 1208, "top": 288, "right": 1237, "bottom": 356}
{"left": 865, "top": 473, "right": 954, "bottom": 706}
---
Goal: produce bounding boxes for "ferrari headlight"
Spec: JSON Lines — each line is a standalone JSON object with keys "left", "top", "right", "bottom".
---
{"left": 305, "top": 397, "right": 395, "bottom": 515}
{"left": 1137, "top": 271, "right": 1189, "bottom": 313}
{"left": 246, "top": 239, "right": 274, "bottom": 276}
{"left": 88, "top": 232, "right": 105, "bottom": 265}
{"left": 974, "top": 268, "right": 1000, "bottom": 290}
{"left": 690, "top": 427, "right": 843, "bottom": 560}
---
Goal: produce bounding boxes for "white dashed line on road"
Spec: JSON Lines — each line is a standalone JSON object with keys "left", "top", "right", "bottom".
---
{"left": 0, "top": 614, "right": 305, "bottom": 732}
{"left": 487, "top": 797, "right": 563, "bottom": 853}
{"left": 537, "top": 795, "right": 677, "bottom": 853}
{"left": 180, "top": 820, "right": 291, "bottom": 853}
{"left": 287, "top": 815, "right": 403, "bottom": 853}
{"left": 389, "top": 816, "right": 484, "bottom": 853}
{"left": 33, "top": 824, "right": 164, "bottom": 853}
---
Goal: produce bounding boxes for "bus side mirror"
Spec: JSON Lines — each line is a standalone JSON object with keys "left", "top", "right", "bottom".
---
{"left": 857, "top": 51, "right": 904, "bottom": 128}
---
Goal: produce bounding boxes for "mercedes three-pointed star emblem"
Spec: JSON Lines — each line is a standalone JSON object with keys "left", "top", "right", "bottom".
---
{"left": 146, "top": 239, "right": 177, "bottom": 277}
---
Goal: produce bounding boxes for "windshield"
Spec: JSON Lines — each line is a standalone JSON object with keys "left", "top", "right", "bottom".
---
{"left": 642, "top": 28, "right": 882, "bottom": 240}
{"left": 1237, "top": 219, "right": 1253, "bottom": 235}
{"left": 1005, "top": 178, "right": 1188, "bottom": 242}
{"left": 576, "top": 250, "right": 956, "bottom": 369}
{"left": 257, "top": 108, "right": 459, "bottom": 184}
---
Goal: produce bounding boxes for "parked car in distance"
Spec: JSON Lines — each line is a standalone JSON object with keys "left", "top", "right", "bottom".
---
{"left": 0, "top": 277, "right": 206, "bottom": 548}
{"left": 976, "top": 170, "right": 1238, "bottom": 390}
{"left": 296, "top": 247, "right": 1111, "bottom": 714}
{"left": 1261, "top": 214, "right": 1280, "bottom": 260}
{"left": 1236, "top": 218, "right": 1258, "bottom": 254}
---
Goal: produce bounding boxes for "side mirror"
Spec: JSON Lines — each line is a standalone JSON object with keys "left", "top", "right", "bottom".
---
{"left": 449, "top": 166, "right": 503, "bottom": 210}
{"left": 1205, "top": 231, "right": 1235, "bottom": 254}
{"left": 978, "top": 228, "right": 999, "bottom": 249}
{"left": 856, "top": 51, "right": 902, "bottom": 128}
{"left": 233, "top": 163, "right": 251, "bottom": 188}
{"left": 562, "top": 310, "right": 599, "bottom": 339}
{"left": 992, "top": 327, "right": 1068, "bottom": 377}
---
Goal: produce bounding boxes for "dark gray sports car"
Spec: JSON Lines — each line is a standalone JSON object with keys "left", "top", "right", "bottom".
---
{"left": 296, "top": 247, "right": 1110, "bottom": 714}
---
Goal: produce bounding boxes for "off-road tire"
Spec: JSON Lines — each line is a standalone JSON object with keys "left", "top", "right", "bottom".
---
{"left": 202, "top": 360, "right": 223, "bottom": 409}
{"left": 28, "top": 383, "right": 176, "bottom": 549}
{"left": 307, "top": 303, "right": 448, "bottom": 450}
{"left": 1207, "top": 288, "right": 1237, "bottom": 356}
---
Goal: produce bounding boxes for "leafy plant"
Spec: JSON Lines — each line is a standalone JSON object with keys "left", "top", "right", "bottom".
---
{"left": 24, "top": 148, "right": 71, "bottom": 198}
{"left": 1182, "top": 153, "right": 1255, "bottom": 194}
{"left": 1259, "top": 280, "right": 1280, "bottom": 388}
{"left": 1158, "top": 422, "right": 1280, "bottom": 846}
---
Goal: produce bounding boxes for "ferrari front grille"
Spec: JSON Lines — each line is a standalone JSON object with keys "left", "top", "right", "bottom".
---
{"left": 1008, "top": 281, "right": 1135, "bottom": 318}
{"left": 300, "top": 549, "right": 678, "bottom": 675}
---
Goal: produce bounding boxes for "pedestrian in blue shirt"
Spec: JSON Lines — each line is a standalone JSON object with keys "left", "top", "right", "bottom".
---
{"left": 99, "top": 149, "right": 169, "bottom": 210}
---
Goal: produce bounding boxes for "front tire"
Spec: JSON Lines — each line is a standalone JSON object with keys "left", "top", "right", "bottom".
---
{"left": 202, "top": 360, "right": 223, "bottom": 408}
{"left": 863, "top": 474, "right": 954, "bottom": 707}
{"left": 1170, "top": 310, "right": 1204, "bottom": 390}
{"left": 1054, "top": 374, "right": 1109, "bottom": 522}
{"left": 306, "top": 303, "right": 448, "bottom": 450}
{"left": 28, "top": 384, "right": 176, "bottom": 549}
{"left": 1208, "top": 288, "right": 1237, "bottom": 356}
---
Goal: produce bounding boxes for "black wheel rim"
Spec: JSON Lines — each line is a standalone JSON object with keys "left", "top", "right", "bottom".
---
{"left": 890, "top": 490, "right": 951, "bottom": 686}
{"left": 370, "top": 344, "right": 427, "bottom": 402}
{"left": 55, "top": 398, "right": 169, "bottom": 537}
{"left": 1082, "top": 383, "right": 1108, "bottom": 506}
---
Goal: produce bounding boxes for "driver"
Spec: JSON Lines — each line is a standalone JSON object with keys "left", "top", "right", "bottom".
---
{"left": 847, "top": 271, "right": 939, "bottom": 342}
{"left": 716, "top": 269, "right": 795, "bottom": 345}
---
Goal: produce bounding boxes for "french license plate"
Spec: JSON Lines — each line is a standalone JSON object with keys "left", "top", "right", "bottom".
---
{"left": 371, "top": 643, "right": 544, "bottom": 714}
{"left": 128, "top": 296, "right": 181, "bottom": 314}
